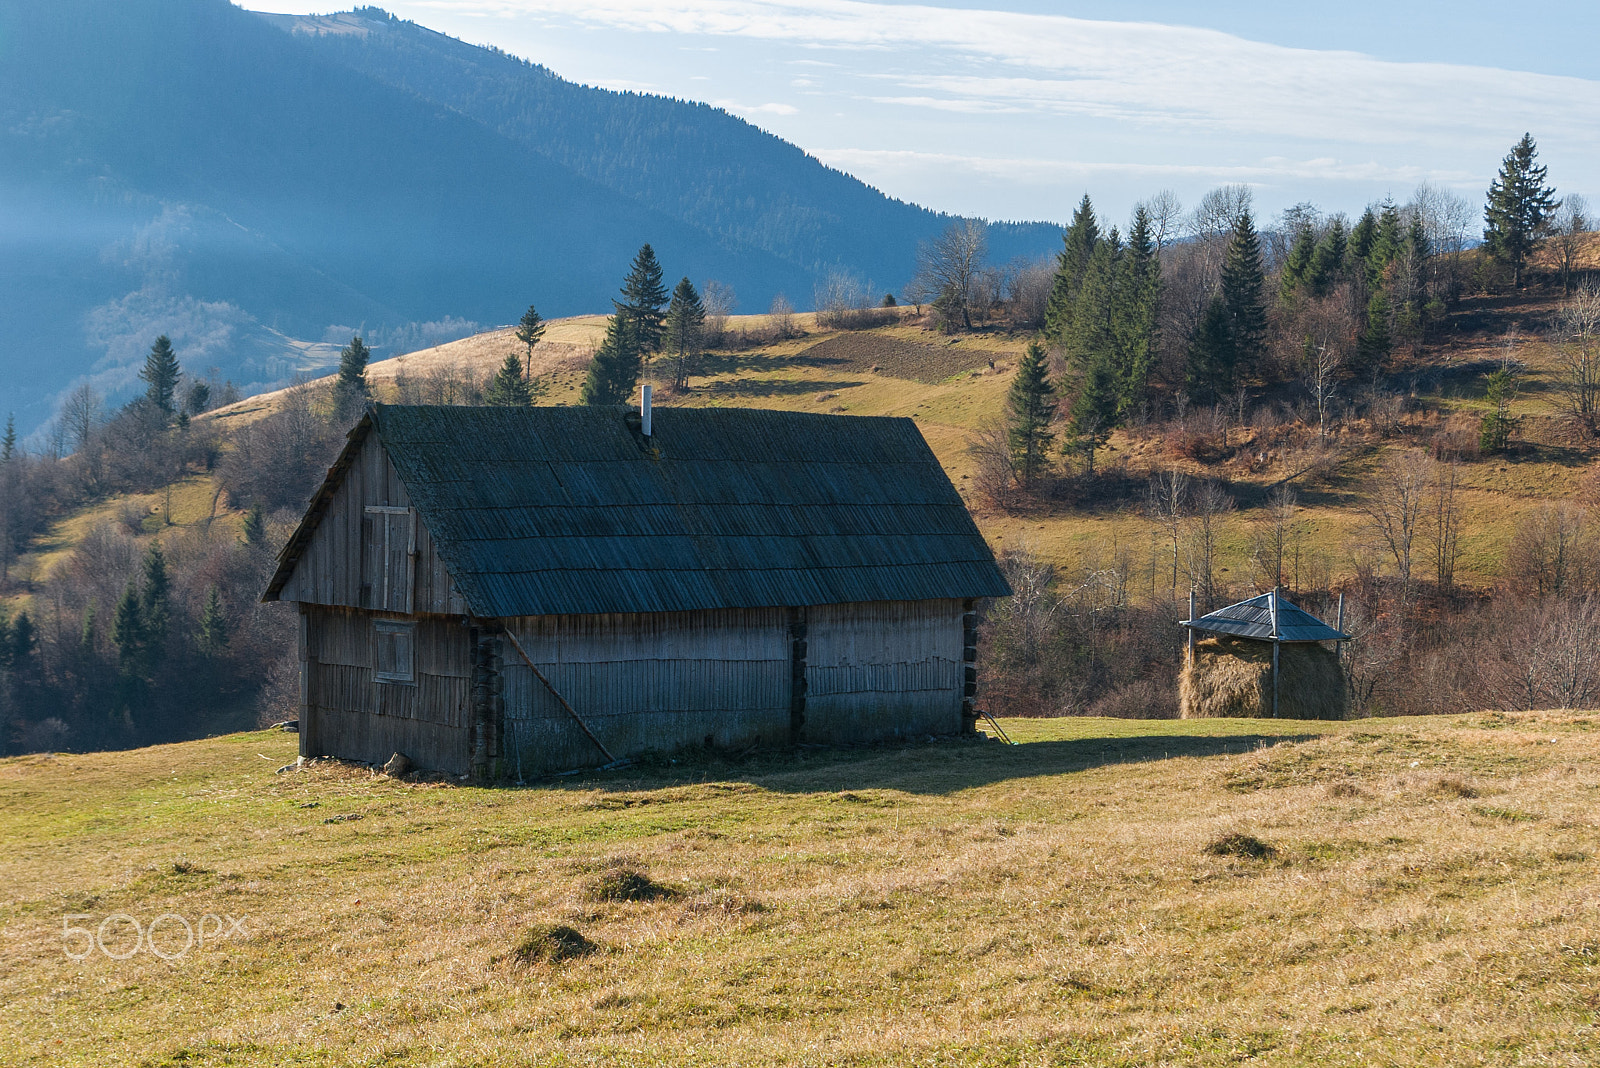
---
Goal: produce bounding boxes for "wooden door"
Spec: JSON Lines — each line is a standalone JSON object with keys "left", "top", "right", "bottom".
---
{"left": 363, "top": 506, "right": 415, "bottom": 613}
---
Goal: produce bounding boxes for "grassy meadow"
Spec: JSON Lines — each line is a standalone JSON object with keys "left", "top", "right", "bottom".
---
{"left": 3, "top": 712, "right": 1598, "bottom": 1065}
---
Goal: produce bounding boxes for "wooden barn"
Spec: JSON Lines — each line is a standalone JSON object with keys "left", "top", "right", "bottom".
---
{"left": 262, "top": 402, "right": 1010, "bottom": 779}
{"left": 1179, "top": 589, "right": 1351, "bottom": 720}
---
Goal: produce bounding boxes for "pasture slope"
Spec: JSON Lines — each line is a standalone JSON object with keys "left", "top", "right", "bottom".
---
{"left": 1, "top": 711, "right": 1598, "bottom": 1065}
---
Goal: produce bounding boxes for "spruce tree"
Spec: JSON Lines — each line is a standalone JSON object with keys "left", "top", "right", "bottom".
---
{"left": 1, "top": 414, "right": 13, "bottom": 463}
{"left": 1185, "top": 293, "right": 1233, "bottom": 404}
{"left": 10, "top": 610, "right": 35, "bottom": 674}
{"left": 1006, "top": 341, "right": 1055, "bottom": 485}
{"left": 1357, "top": 290, "right": 1393, "bottom": 372}
{"left": 1484, "top": 133, "right": 1558, "bottom": 288}
{"left": 515, "top": 305, "right": 546, "bottom": 380}
{"left": 1372, "top": 200, "right": 1405, "bottom": 282}
{"left": 140, "top": 541, "right": 170, "bottom": 661}
{"left": 184, "top": 380, "right": 211, "bottom": 417}
{"left": 140, "top": 335, "right": 182, "bottom": 417}
{"left": 1479, "top": 364, "right": 1521, "bottom": 452}
{"left": 619, "top": 245, "right": 669, "bottom": 354}
{"left": 580, "top": 313, "right": 643, "bottom": 406}
{"left": 1347, "top": 209, "right": 1378, "bottom": 281}
{"left": 242, "top": 502, "right": 266, "bottom": 548}
{"left": 1114, "top": 207, "right": 1162, "bottom": 413}
{"left": 1065, "top": 230, "right": 1121, "bottom": 377}
{"left": 334, "top": 335, "right": 370, "bottom": 408}
{"left": 663, "top": 277, "right": 706, "bottom": 392}
{"left": 1308, "top": 218, "right": 1347, "bottom": 297}
{"left": 1220, "top": 209, "right": 1268, "bottom": 378}
{"left": 1066, "top": 354, "right": 1119, "bottom": 474}
{"left": 1043, "top": 195, "right": 1101, "bottom": 344}
{"left": 484, "top": 352, "right": 535, "bottom": 406}
{"left": 112, "top": 581, "right": 146, "bottom": 678}
{"left": 1279, "top": 223, "right": 1316, "bottom": 304}
{"left": 196, "top": 586, "right": 229, "bottom": 656}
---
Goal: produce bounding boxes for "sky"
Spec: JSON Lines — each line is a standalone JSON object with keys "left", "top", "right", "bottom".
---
{"left": 261, "top": 1, "right": 1600, "bottom": 228}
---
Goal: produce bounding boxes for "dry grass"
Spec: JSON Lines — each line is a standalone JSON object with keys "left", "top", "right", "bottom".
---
{"left": 3, "top": 712, "right": 1599, "bottom": 1065}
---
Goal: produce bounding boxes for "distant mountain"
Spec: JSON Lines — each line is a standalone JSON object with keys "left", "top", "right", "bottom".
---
{"left": 0, "top": 1, "right": 1062, "bottom": 433}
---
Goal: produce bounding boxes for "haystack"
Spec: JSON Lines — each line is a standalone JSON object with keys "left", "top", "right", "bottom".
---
{"left": 1179, "top": 588, "right": 1351, "bottom": 720}
{"left": 1180, "top": 635, "right": 1347, "bottom": 720}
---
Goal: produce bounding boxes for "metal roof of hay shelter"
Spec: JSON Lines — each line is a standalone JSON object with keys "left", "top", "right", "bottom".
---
{"left": 1181, "top": 589, "right": 1349, "bottom": 643}
{"left": 265, "top": 404, "right": 1010, "bottom": 617}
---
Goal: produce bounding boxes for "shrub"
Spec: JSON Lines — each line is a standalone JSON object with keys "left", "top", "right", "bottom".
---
{"left": 1205, "top": 832, "right": 1277, "bottom": 859}
{"left": 584, "top": 860, "right": 679, "bottom": 903}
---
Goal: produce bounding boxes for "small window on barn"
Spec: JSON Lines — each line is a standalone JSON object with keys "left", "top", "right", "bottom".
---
{"left": 374, "top": 620, "right": 415, "bottom": 684}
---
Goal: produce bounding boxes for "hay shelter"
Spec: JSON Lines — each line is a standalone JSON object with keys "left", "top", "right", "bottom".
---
{"left": 1179, "top": 589, "right": 1350, "bottom": 720}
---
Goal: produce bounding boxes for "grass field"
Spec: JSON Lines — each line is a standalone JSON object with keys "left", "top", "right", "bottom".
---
{"left": 4, "top": 712, "right": 1598, "bottom": 1066}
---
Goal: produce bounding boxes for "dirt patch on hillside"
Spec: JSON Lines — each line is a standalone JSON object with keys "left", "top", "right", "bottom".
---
{"left": 797, "top": 333, "right": 994, "bottom": 384}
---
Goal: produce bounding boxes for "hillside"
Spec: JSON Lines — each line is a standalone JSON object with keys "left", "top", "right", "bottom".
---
{"left": 3, "top": 711, "right": 1598, "bottom": 1064}
{"left": 0, "top": 0, "right": 1062, "bottom": 432}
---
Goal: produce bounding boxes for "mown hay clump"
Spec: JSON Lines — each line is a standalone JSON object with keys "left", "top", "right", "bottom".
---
{"left": 509, "top": 923, "right": 596, "bottom": 965}
{"left": 584, "top": 859, "right": 680, "bottom": 903}
{"left": 1180, "top": 635, "right": 1347, "bottom": 720}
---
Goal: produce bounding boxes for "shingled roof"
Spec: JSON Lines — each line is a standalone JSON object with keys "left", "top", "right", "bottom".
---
{"left": 1181, "top": 589, "right": 1349, "bottom": 643}
{"left": 265, "top": 404, "right": 1010, "bottom": 616}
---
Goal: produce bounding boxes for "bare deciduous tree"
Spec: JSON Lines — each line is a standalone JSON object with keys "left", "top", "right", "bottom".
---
{"left": 1141, "top": 189, "right": 1183, "bottom": 253}
{"left": 1005, "top": 256, "right": 1054, "bottom": 329}
{"left": 700, "top": 280, "right": 736, "bottom": 346}
{"left": 1419, "top": 460, "right": 1462, "bottom": 592}
{"left": 1146, "top": 469, "right": 1189, "bottom": 596}
{"left": 1506, "top": 502, "right": 1599, "bottom": 598}
{"left": 1359, "top": 450, "right": 1433, "bottom": 605}
{"left": 1179, "top": 480, "right": 1234, "bottom": 611}
{"left": 1249, "top": 485, "right": 1299, "bottom": 591}
{"left": 1551, "top": 193, "right": 1590, "bottom": 296}
{"left": 910, "top": 219, "right": 988, "bottom": 331}
{"left": 1552, "top": 283, "right": 1600, "bottom": 435}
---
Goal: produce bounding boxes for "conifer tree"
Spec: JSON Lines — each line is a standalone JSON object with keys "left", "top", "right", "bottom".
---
{"left": 1308, "top": 218, "right": 1347, "bottom": 297}
{"left": 1484, "top": 133, "right": 1558, "bottom": 288}
{"left": 580, "top": 313, "right": 643, "bottom": 406}
{"left": 1357, "top": 290, "right": 1393, "bottom": 372}
{"left": 1479, "top": 364, "right": 1521, "bottom": 452}
{"left": 1065, "top": 354, "right": 1119, "bottom": 474}
{"left": 1220, "top": 209, "right": 1268, "bottom": 377}
{"left": 1114, "top": 207, "right": 1162, "bottom": 412}
{"left": 484, "top": 352, "right": 535, "bottom": 406}
{"left": 1347, "top": 209, "right": 1378, "bottom": 282}
{"left": 80, "top": 601, "right": 97, "bottom": 656}
{"left": 1064, "top": 230, "right": 1121, "bottom": 376}
{"left": 663, "top": 277, "right": 706, "bottom": 392}
{"left": 140, "top": 335, "right": 182, "bottom": 417}
{"left": 1043, "top": 196, "right": 1101, "bottom": 344}
{"left": 1279, "top": 223, "right": 1316, "bottom": 304}
{"left": 10, "top": 610, "right": 35, "bottom": 674}
{"left": 1185, "top": 293, "right": 1233, "bottom": 404}
{"left": 515, "top": 305, "right": 546, "bottom": 380}
{"left": 112, "top": 581, "right": 146, "bottom": 678}
{"left": 196, "top": 586, "right": 229, "bottom": 657}
{"left": 1006, "top": 341, "right": 1055, "bottom": 485}
{"left": 140, "top": 541, "right": 170, "bottom": 660}
{"left": 334, "top": 335, "right": 370, "bottom": 409}
{"left": 1371, "top": 200, "right": 1405, "bottom": 283}
{"left": 184, "top": 380, "right": 211, "bottom": 417}
{"left": 242, "top": 502, "right": 266, "bottom": 548}
{"left": 619, "top": 245, "right": 669, "bottom": 354}
{"left": 0, "top": 414, "right": 13, "bottom": 463}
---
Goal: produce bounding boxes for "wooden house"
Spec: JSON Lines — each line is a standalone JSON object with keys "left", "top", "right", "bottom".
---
{"left": 262, "top": 403, "right": 1010, "bottom": 779}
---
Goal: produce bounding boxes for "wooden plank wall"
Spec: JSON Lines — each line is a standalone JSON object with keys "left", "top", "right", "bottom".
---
{"left": 803, "top": 599, "right": 965, "bottom": 742}
{"left": 499, "top": 608, "right": 791, "bottom": 775}
{"left": 280, "top": 436, "right": 464, "bottom": 616}
{"left": 303, "top": 606, "right": 473, "bottom": 775}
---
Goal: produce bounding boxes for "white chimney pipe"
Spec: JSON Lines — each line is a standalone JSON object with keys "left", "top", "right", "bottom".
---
{"left": 640, "top": 383, "right": 652, "bottom": 437}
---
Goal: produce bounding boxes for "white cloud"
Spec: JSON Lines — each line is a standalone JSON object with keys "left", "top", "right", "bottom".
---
{"left": 713, "top": 99, "right": 799, "bottom": 116}
{"left": 419, "top": 0, "right": 1599, "bottom": 151}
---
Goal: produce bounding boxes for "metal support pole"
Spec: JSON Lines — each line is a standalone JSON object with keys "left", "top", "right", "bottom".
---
{"left": 1270, "top": 586, "right": 1281, "bottom": 719}
{"left": 1187, "top": 587, "right": 1196, "bottom": 663}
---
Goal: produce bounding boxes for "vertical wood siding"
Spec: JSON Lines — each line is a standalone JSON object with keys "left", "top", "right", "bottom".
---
{"left": 302, "top": 606, "right": 473, "bottom": 774}
{"left": 497, "top": 600, "right": 965, "bottom": 775}
{"left": 280, "top": 437, "right": 464, "bottom": 616}
{"left": 803, "top": 599, "right": 965, "bottom": 741}
{"left": 500, "top": 608, "right": 791, "bottom": 775}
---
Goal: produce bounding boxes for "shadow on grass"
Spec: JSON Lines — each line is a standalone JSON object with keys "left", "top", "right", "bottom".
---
{"left": 546, "top": 730, "right": 1325, "bottom": 797}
